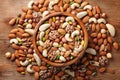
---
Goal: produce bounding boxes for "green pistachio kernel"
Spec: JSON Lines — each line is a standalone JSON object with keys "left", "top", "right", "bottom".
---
{"left": 45, "top": 29, "right": 50, "bottom": 34}
{"left": 44, "top": 21, "right": 49, "bottom": 24}
{"left": 68, "top": 21, "right": 72, "bottom": 24}
{"left": 75, "top": 36, "right": 79, "bottom": 41}
{"left": 16, "top": 38, "right": 23, "bottom": 44}
{"left": 52, "top": 17, "right": 56, "bottom": 22}
{"left": 56, "top": 54, "right": 61, "bottom": 60}
{"left": 23, "top": 22, "right": 28, "bottom": 26}
{"left": 77, "top": 25, "right": 81, "bottom": 29}
{"left": 70, "top": 1, "right": 74, "bottom": 5}
{"left": 21, "top": 72, "right": 25, "bottom": 75}
{"left": 70, "top": 55, "right": 74, "bottom": 59}
{"left": 36, "top": 41, "right": 40, "bottom": 46}
{"left": 42, "top": 37, "right": 46, "bottom": 42}
{"left": 58, "top": 44, "right": 62, "bottom": 48}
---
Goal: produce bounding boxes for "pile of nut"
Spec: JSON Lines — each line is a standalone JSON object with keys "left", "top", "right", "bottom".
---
{"left": 36, "top": 15, "right": 85, "bottom": 62}
{"left": 5, "top": 0, "right": 119, "bottom": 80}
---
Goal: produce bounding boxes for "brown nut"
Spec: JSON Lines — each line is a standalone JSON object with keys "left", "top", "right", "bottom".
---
{"left": 9, "top": 18, "right": 16, "bottom": 26}
{"left": 17, "top": 67, "right": 25, "bottom": 73}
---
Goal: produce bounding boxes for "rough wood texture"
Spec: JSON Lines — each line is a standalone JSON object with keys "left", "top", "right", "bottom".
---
{"left": 0, "top": 0, "right": 120, "bottom": 80}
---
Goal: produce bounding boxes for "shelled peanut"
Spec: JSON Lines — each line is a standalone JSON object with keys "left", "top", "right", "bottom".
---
{"left": 6, "top": 0, "right": 119, "bottom": 80}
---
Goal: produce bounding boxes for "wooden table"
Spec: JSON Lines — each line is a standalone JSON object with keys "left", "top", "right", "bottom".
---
{"left": 0, "top": 0, "right": 120, "bottom": 80}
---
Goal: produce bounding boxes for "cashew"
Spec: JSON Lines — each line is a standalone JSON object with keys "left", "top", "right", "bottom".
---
{"left": 62, "top": 22, "right": 69, "bottom": 28}
{"left": 65, "top": 33, "right": 72, "bottom": 42}
{"left": 65, "top": 17, "right": 75, "bottom": 22}
{"left": 20, "top": 59, "right": 29, "bottom": 66}
{"left": 28, "top": 1, "right": 34, "bottom": 9}
{"left": 42, "top": 11, "right": 49, "bottom": 18}
{"left": 33, "top": 53, "right": 41, "bottom": 66}
{"left": 39, "top": 40, "right": 44, "bottom": 46}
{"left": 59, "top": 47, "right": 66, "bottom": 52}
{"left": 42, "top": 49, "right": 48, "bottom": 57}
{"left": 106, "top": 23, "right": 115, "bottom": 37}
{"left": 10, "top": 39, "right": 18, "bottom": 44}
{"left": 73, "top": 45, "right": 83, "bottom": 54}
{"left": 101, "top": 29, "right": 106, "bottom": 34}
{"left": 98, "top": 18, "right": 106, "bottom": 24}
{"left": 27, "top": 64, "right": 34, "bottom": 73}
{"left": 71, "top": 30, "right": 80, "bottom": 38}
{"left": 39, "top": 24, "right": 51, "bottom": 31}
{"left": 76, "top": 11, "right": 88, "bottom": 19}
{"left": 89, "top": 17, "right": 97, "bottom": 23}
{"left": 71, "top": 3, "right": 79, "bottom": 9}
{"left": 86, "top": 48, "right": 97, "bottom": 55}
{"left": 83, "top": 5, "right": 92, "bottom": 10}
{"left": 53, "top": 42, "right": 59, "bottom": 47}
{"left": 26, "top": 24, "right": 32, "bottom": 29}
{"left": 48, "top": 0, "right": 59, "bottom": 9}
{"left": 5, "top": 52, "right": 12, "bottom": 58}
{"left": 90, "top": 61, "right": 99, "bottom": 66}
{"left": 39, "top": 31, "right": 45, "bottom": 40}
{"left": 25, "top": 29, "right": 34, "bottom": 35}
{"left": 65, "top": 70, "right": 75, "bottom": 77}
{"left": 60, "top": 56, "right": 66, "bottom": 62}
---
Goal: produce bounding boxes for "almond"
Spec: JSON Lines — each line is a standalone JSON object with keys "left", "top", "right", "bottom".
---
{"left": 16, "top": 32, "right": 23, "bottom": 38}
{"left": 33, "top": 5, "right": 39, "bottom": 12}
{"left": 113, "top": 42, "right": 119, "bottom": 50}
{"left": 96, "top": 6, "right": 101, "bottom": 14}
{"left": 64, "top": 51, "right": 70, "bottom": 57}
{"left": 19, "top": 57, "right": 26, "bottom": 61}
{"left": 22, "top": 33, "right": 30, "bottom": 37}
{"left": 15, "top": 59, "right": 21, "bottom": 67}
{"left": 92, "top": 24, "right": 96, "bottom": 32}
{"left": 107, "top": 36, "right": 112, "bottom": 43}
{"left": 25, "top": 15, "right": 33, "bottom": 19}
{"left": 98, "top": 38, "right": 103, "bottom": 45}
{"left": 87, "top": 9, "right": 93, "bottom": 17}
{"left": 10, "top": 53, "right": 15, "bottom": 61}
{"left": 39, "top": 66, "right": 47, "bottom": 70}
{"left": 82, "top": 16, "right": 90, "bottom": 23}
{"left": 96, "top": 24, "right": 100, "bottom": 32}
{"left": 43, "top": 0, "right": 49, "bottom": 7}
{"left": 20, "top": 46, "right": 28, "bottom": 50}
{"left": 58, "top": 29, "right": 66, "bottom": 35}
{"left": 9, "top": 18, "right": 16, "bottom": 26}
{"left": 58, "top": 0, "right": 63, "bottom": 6}
{"left": 39, "top": 0, "right": 45, "bottom": 4}
{"left": 103, "top": 39, "right": 107, "bottom": 45}
{"left": 66, "top": 8, "right": 72, "bottom": 13}
{"left": 99, "top": 67, "right": 106, "bottom": 73}
{"left": 86, "top": 70, "right": 92, "bottom": 75}
{"left": 74, "top": 0, "right": 82, "bottom": 3}
{"left": 63, "top": 4, "right": 69, "bottom": 11}
{"left": 55, "top": 75, "right": 60, "bottom": 80}
{"left": 40, "top": 7, "right": 47, "bottom": 12}
{"left": 17, "top": 67, "right": 25, "bottom": 73}
{"left": 100, "top": 23, "right": 106, "bottom": 29}
{"left": 102, "top": 34, "right": 107, "bottom": 39}
{"left": 53, "top": 5, "right": 60, "bottom": 12}
{"left": 38, "top": 46, "right": 43, "bottom": 53}
{"left": 90, "top": 33, "right": 97, "bottom": 37}
{"left": 32, "top": 66, "right": 40, "bottom": 72}
{"left": 11, "top": 44, "right": 19, "bottom": 49}
{"left": 107, "top": 43, "right": 111, "bottom": 51}
{"left": 34, "top": 72, "right": 39, "bottom": 80}
{"left": 10, "top": 28, "right": 18, "bottom": 34}
{"left": 57, "top": 71, "right": 64, "bottom": 77}
{"left": 22, "top": 7, "right": 28, "bottom": 13}
{"left": 27, "top": 10, "right": 33, "bottom": 15}
{"left": 27, "top": 54, "right": 33, "bottom": 58}
{"left": 97, "top": 33, "right": 102, "bottom": 39}
{"left": 99, "top": 51, "right": 106, "bottom": 56}
{"left": 8, "top": 34, "right": 16, "bottom": 38}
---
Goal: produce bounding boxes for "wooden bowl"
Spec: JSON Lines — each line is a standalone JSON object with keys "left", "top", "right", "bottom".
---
{"left": 33, "top": 12, "right": 88, "bottom": 67}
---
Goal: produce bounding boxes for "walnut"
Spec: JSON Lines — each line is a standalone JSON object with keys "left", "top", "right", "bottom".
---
{"left": 48, "top": 30, "right": 60, "bottom": 40}
{"left": 65, "top": 25, "right": 74, "bottom": 33}
{"left": 99, "top": 56, "right": 108, "bottom": 66}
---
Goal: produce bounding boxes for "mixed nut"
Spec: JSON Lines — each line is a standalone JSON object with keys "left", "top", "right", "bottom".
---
{"left": 5, "top": 0, "right": 119, "bottom": 80}
{"left": 36, "top": 15, "right": 85, "bottom": 62}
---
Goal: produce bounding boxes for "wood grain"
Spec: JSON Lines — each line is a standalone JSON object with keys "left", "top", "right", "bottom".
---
{"left": 0, "top": 0, "right": 120, "bottom": 80}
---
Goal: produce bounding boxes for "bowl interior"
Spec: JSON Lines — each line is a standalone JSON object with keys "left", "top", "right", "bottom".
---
{"left": 33, "top": 12, "right": 88, "bottom": 67}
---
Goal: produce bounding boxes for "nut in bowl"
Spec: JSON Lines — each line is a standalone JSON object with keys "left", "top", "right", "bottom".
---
{"left": 33, "top": 12, "right": 88, "bottom": 67}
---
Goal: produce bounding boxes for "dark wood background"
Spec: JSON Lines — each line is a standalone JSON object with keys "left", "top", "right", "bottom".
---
{"left": 0, "top": 0, "right": 120, "bottom": 80}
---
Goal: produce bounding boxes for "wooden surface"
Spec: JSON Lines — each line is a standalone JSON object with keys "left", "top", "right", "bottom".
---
{"left": 0, "top": 0, "right": 120, "bottom": 80}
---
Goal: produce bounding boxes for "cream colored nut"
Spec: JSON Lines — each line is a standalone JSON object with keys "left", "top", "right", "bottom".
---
{"left": 39, "top": 24, "right": 51, "bottom": 31}
{"left": 25, "top": 29, "right": 34, "bottom": 35}
{"left": 101, "top": 29, "right": 106, "bottom": 34}
{"left": 59, "top": 47, "right": 66, "bottom": 52}
{"left": 5, "top": 52, "right": 12, "bottom": 58}
{"left": 48, "top": 0, "right": 59, "bottom": 9}
{"left": 53, "top": 42, "right": 59, "bottom": 47}
{"left": 38, "top": 40, "right": 44, "bottom": 46}
{"left": 42, "top": 49, "right": 48, "bottom": 57}
{"left": 106, "top": 53, "right": 112, "bottom": 59}
{"left": 65, "top": 33, "right": 72, "bottom": 42}
{"left": 98, "top": 18, "right": 106, "bottom": 24}
{"left": 83, "top": 5, "right": 92, "bottom": 10}
{"left": 10, "top": 39, "right": 18, "bottom": 44}
{"left": 28, "top": 1, "right": 34, "bottom": 9}
{"left": 86, "top": 48, "right": 97, "bottom": 55}
{"left": 99, "top": 44, "right": 105, "bottom": 51}
{"left": 62, "top": 22, "right": 69, "bottom": 28}
{"left": 42, "top": 11, "right": 49, "bottom": 18}
{"left": 76, "top": 11, "right": 88, "bottom": 19}
{"left": 106, "top": 24, "right": 115, "bottom": 37}
{"left": 65, "top": 70, "right": 75, "bottom": 77}
{"left": 90, "top": 61, "right": 99, "bottom": 66}
{"left": 71, "top": 30, "right": 80, "bottom": 38}
{"left": 89, "top": 17, "right": 97, "bottom": 23}
{"left": 26, "top": 24, "right": 32, "bottom": 29}
{"left": 20, "top": 59, "right": 29, "bottom": 66}
{"left": 33, "top": 53, "right": 41, "bottom": 66}
{"left": 27, "top": 64, "right": 34, "bottom": 73}
{"left": 39, "top": 31, "right": 45, "bottom": 40}
{"left": 73, "top": 45, "right": 83, "bottom": 54}
{"left": 71, "top": 3, "right": 79, "bottom": 9}
{"left": 65, "top": 17, "right": 75, "bottom": 22}
{"left": 60, "top": 56, "right": 66, "bottom": 62}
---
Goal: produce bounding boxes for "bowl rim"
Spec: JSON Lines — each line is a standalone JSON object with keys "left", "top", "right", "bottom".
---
{"left": 33, "top": 12, "right": 88, "bottom": 67}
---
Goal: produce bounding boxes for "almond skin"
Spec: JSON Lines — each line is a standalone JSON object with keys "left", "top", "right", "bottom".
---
{"left": 10, "top": 28, "right": 18, "bottom": 34}
{"left": 8, "top": 34, "right": 16, "bottom": 38}
{"left": 53, "top": 5, "right": 60, "bottom": 12}
{"left": 11, "top": 44, "right": 19, "bottom": 49}
{"left": 113, "top": 42, "right": 119, "bottom": 50}
{"left": 90, "top": 33, "right": 97, "bottom": 37}
{"left": 9, "top": 18, "right": 16, "bottom": 26}
{"left": 17, "top": 67, "right": 25, "bottom": 73}
{"left": 32, "top": 66, "right": 40, "bottom": 72}
{"left": 34, "top": 72, "right": 39, "bottom": 80}
{"left": 15, "top": 59, "right": 21, "bottom": 67}
{"left": 99, "top": 67, "right": 106, "bottom": 73}
{"left": 82, "top": 16, "right": 90, "bottom": 23}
